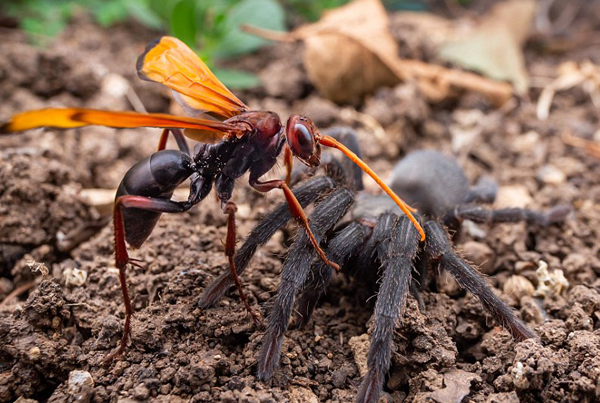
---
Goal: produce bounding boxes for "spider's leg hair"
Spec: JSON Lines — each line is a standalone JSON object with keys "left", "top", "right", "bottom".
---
{"left": 198, "top": 175, "right": 336, "bottom": 308}
{"left": 413, "top": 250, "right": 428, "bottom": 291}
{"left": 257, "top": 188, "right": 354, "bottom": 381}
{"left": 348, "top": 223, "right": 382, "bottom": 280}
{"left": 409, "top": 281, "right": 426, "bottom": 312}
{"left": 357, "top": 214, "right": 420, "bottom": 403}
{"left": 424, "top": 220, "right": 536, "bottom": 340}
{"left": 462, "top": 177, "right": 498, "bottom": 205}
{"left": 444, "top": 204, "right": 571, "bottom": 228}
{"left": 295, "top": 221, "right": 369, "bottom": 328}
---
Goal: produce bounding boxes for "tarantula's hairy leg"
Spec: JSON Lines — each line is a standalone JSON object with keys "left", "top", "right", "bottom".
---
{"left": 409, "top": 281, "right": 426, "bottom": 312}
{"left": 295, "top": 262, "right": 332, "bottom": 329}
{"left": 424, "top": 220, "right": 536, "bottom": 340}
{"left": 462, "top": 177, "right": 498, "bottom": 204}
{"left": 445, "top": 204, "right": 571, "bottom": 228}
{"left": 357, "top": 214, "right": 420, "bottom": 403}
{"left": 295, "top": 221, "right": 369, "bottom": 328}
{"left": 198, "top": 176, "right": 336, "bottom": 308}
{"left": 257, "top": 188, "right": 354, "bottom": 381}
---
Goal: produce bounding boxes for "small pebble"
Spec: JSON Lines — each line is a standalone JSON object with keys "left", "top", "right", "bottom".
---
{"left": 348, "top": 334, "right": 369, "bottom": 377}
{"left": 520, "top": 296, "right": 546, "bottom": 323}
{"left": 68, "top": 370, "right": 94, "bottom": 403}
{"left": 133, "top": 383, "right": 150, "bottom": 400}
{"left": 63, "top": 267, "right": 87, "bottom": 287}
{"left": 101, "top": 73, "right": 129, "bottom": 98}
{"left": 236, "top": 204, "right": 251, "bottom": 219}
{"left": 436, "top": 270, "right": 461, "bottom": 297}
{"left": 158, "top": 384, "right": 171, "bottom": 395}
{"left": 461, "top": 241, "right": 495, "bottom": 275}
{"left": 318, "top": 357, "right": 332, "bottom": 369}
{"left": 536, "top": 165, "right": 566, "bottom": 185}
{"left": 514, "top": 261, "right": 536, "bottom": 273}
{"left": 495, "top": 185, "right": 532, "bottom": 209}
{"left": 331, "top": 367, "right": 348, "bottom": 388}
{"left": 289, "top": 386, "right": 319, "bottom": 403}
{"left": 534, "top": 261, "right": 569, "bottom": 297}
{"left": 27, "top": 347, "right": 41, "bottom": 361}
{"left": 503, "top": 275, "right": 535, "bottom": 304}
{"left": 512, "top": 130, "right": 539, "bottom": 153}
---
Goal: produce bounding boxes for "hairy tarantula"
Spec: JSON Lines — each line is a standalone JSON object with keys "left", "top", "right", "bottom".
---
{"left": 199, "top": 128, "right": 570, "bottom": 403}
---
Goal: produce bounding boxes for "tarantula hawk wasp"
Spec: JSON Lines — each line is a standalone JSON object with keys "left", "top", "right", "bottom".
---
{"left": 0, "top": 36, "right": 423, "bottom": 360}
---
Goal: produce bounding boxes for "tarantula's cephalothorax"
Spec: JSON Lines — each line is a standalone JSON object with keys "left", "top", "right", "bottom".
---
{"left": 199, "top": 129, "right": 570, "bottom": 403}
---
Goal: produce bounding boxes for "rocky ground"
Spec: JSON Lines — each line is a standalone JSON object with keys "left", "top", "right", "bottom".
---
{"left": 1, "top": 6, "right": 599, "bottom": 403}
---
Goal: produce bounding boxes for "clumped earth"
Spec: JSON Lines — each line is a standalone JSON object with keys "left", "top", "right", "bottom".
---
{"left": 1, "top": 9, "right": 600, "bottom": 403}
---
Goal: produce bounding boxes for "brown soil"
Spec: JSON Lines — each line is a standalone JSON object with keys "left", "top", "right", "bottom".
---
{"left": 1, "top": 9, "right": 600, "bottom": 403}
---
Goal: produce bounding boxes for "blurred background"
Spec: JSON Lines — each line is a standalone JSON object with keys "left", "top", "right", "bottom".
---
{"left": 1, "top": 1, "right": 600, "bottom": 402}
{"left": 1, "top": 0, "right": 597, "bottom": 89}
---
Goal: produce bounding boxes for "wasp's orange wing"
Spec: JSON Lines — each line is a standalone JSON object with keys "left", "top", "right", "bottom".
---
{"left": 137, "top": 36, "right": 249, "bottom": 119}
{"left": 0, "top": 108, "right": 243, "bottom": 141}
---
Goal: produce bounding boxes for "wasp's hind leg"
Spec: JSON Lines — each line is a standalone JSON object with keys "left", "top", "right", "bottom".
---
{"left": 157, "top": 128, "right": 191, "bottom": 155}
{"left": 222, "top": 199, "right": 263, "bottom": 325}
{"left": 199, "top": 175, "right": 336, "bottom": 308}
{"left": 107, "top": 195, "right": 194, "bottom": 362}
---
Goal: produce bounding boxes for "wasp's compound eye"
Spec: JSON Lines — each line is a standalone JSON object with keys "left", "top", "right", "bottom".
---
{"left": 288, "top": 123, "right": 315, "bottom": 162}
{"left": 293, "top": 123, "right": 314, "bottom": 158}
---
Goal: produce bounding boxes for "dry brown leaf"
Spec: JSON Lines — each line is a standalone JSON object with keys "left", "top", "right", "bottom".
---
{"left": 438, "top": 0, "right": 536, "bottom": 95}
{"left": 245, "top": 0, "right": 513, "bottom": 105}
{"left": 395, "top": 1, "right": 535, "bottom": 96}
{"left": 293, "top": 0, "right": 400, "bottom": 103}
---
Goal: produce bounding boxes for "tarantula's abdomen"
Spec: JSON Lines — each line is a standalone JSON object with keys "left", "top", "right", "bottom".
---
{"left": 352, "top": 194, "right": 399, "bottom": 220}
{"left": 390, "top": 150, "right": 469, "bottom": 218}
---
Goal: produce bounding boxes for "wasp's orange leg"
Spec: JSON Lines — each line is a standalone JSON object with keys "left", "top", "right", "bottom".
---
{"left": 319, "top": 134, "right": 425, "bottom": 241}
{"left": 105, "top": 195, "right": 193, "bottom": 362}
{"left": 250, "top": 179, "right": 340, "bottom": 272}
{"left": 157, "top": 128, "right": 191, "bottom": 155}
{"left": 283, "top": 145, "right": 293, "bottom": 186}
{"left": 222, "top": 201, "right": 262, "bottom": 325}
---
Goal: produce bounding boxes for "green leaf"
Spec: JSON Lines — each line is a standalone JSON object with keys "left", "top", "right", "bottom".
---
{"left": 147, "top": 0, "right": 179, "bottom": 19}
{"left": 213, "top": 0, "right": 286, "bottom": 59}
{"left": 21, "top": 12, "right": 66, "bottom": 38}
{"left": 94, "top": 1, "right": 129, "bottom": 27}
{"left": 125, "top": 0, "right": 163, "bottom": 30}
{"left": 214, "top": 68, "right": 261, "bottom": 90}
{"left": 171, "top": 0, "right": 197, "bottom": 47}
